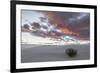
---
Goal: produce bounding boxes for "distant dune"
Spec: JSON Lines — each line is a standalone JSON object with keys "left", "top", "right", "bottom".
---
{"left": 22, "top": 32, "right": 90, "bottom": 45}
{"left": 21, "top": 44, "right": 90, "bottom": 63}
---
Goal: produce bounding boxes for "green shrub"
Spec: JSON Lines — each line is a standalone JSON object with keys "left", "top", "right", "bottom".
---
{"left": 65, "top": 48, "right": 77, "bottom": 57}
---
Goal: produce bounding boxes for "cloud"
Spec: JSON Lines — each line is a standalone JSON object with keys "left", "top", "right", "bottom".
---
{"left": 22, "top": 10, "right": 90, "bottom": 40}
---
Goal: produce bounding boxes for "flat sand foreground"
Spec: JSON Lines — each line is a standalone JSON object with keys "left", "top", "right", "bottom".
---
{"left": 21, "top": 44, "right": 90, "bottom": 63}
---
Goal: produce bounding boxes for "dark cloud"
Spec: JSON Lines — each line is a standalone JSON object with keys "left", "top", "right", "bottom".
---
{"left": 23, "top": 24, "right": 29, "bottom": 30}
{"left": 22, "top": 10, "right": 90, "bottom": 40}
{"left": 41, "top": 11, "right": 90, "bottom": 39}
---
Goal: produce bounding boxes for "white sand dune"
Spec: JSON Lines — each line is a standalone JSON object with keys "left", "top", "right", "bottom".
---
{"left": 21, "top": 44, "right": 90, "bottom": 63}
{"left": 21, "top": 32, "right": 90, "bottom": 63}
{"left": 22, "top": 32, "right": 90, "bottom": 45}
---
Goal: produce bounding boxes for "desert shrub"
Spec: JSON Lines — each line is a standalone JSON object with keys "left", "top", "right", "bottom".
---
{"left": 65, "top": 48, "right": 77, "bottom": 57}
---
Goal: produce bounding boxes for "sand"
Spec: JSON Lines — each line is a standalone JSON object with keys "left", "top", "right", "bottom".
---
{"left": 21, "top": 44, "right": 90, "bottom": 63}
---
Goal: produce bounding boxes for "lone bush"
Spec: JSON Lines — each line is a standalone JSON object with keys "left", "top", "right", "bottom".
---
{"left": 65, "top": 48, "right": 77, "bottom": 57}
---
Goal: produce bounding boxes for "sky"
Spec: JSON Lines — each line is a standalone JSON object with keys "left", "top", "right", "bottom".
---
{"left": 21, "top": 10, "right": 90, "bottom": 40}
